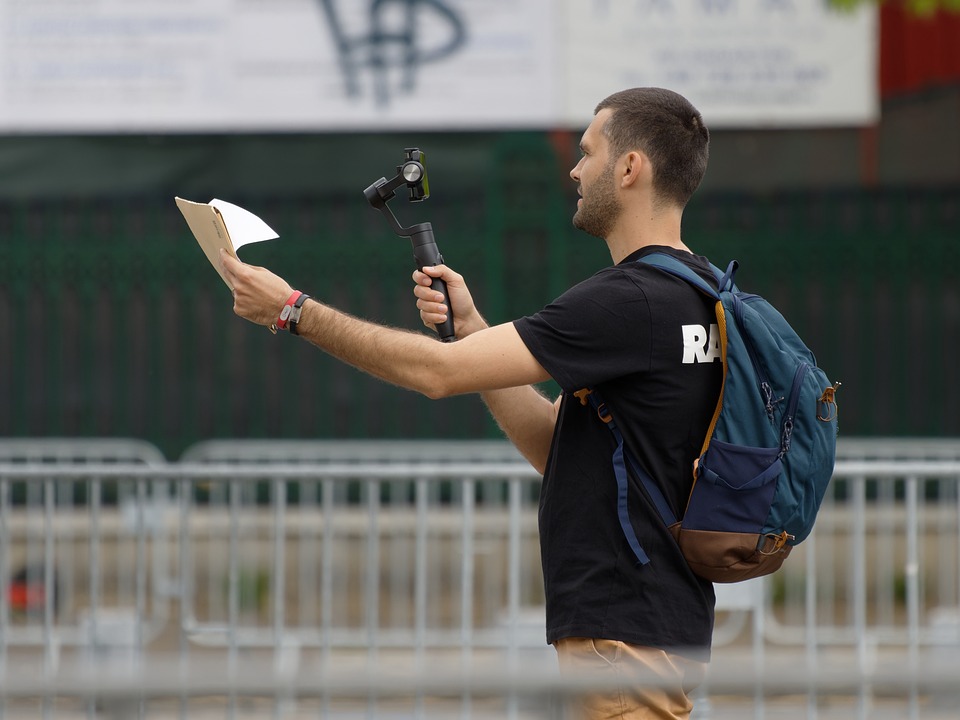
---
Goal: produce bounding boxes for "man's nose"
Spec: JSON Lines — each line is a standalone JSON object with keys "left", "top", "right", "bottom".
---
{"left": 570, "top": 159, "right": 582, "bottom": 182}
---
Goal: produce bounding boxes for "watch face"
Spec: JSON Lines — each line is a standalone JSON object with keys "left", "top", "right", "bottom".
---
{"left": 280, "top": 305, "right": 293, "bottom": 321}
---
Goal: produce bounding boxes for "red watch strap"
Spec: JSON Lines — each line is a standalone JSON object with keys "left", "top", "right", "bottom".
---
{"left": 275, "top": 291, "right": 302, "bottom": 330}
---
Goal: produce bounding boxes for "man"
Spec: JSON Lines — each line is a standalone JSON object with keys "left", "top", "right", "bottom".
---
{"left": 221, "top": 87, "right": 721, "bottom": 719}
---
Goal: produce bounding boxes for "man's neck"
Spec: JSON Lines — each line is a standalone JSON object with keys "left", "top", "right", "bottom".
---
{"left": 605, "top": 207, "right": 689, "bottom": 264}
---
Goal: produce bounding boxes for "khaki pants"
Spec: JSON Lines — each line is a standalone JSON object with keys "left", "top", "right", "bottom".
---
{"left": 554, "top": 638, "right": 706, "bottom": 720}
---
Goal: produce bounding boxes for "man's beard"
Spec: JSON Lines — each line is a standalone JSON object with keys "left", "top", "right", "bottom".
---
{"left": 572, "top": 164, "right": 621, "bottom": 239}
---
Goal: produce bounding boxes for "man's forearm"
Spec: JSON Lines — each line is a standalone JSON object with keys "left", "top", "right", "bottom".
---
{"left": 481, "top": 386, "right": 558, "bottom": 475}
{"left": 294, "top": 299, "right": 451, "bottom": 398}
{"left": 291, "top": 298, "right": 552, "bottom": 402}
{"left": 456, "top": 316, "right": 557, "bottom": 474}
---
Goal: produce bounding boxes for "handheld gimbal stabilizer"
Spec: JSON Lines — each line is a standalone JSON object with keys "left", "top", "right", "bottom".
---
{"left": 363, "top": 148, "right": 455, "bottom": 342}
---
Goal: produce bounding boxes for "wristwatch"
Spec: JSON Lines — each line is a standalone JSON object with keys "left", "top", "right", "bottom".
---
{"left": 288, "top": 293, "right": 311, "bottom": 335}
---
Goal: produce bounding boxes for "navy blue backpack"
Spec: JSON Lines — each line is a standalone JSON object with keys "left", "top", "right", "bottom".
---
{"left": 578, "top": 253, "right": 839, "bottom": 582}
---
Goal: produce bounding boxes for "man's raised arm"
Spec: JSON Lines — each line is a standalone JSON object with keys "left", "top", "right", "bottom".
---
{"left": 220, "top": 251, "right": 557, "bottom": 474}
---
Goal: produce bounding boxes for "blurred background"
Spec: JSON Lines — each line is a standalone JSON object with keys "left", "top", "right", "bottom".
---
{"left": 1, "top": 0, "right": 956, "bottom": 460}
{"left": 1, "top": 2, "right": 960, "bottom": 717}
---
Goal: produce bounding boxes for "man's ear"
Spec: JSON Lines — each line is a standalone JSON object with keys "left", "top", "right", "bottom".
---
{"left": 620, "top": 151, "right": 645, "bottom": 188}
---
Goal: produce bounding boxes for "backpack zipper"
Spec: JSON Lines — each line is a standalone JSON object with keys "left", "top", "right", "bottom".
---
{"left": 779, "top": 362, "right": 811, "bottom": 458}
{"left": 732, "top": 293, "right": 778, "bottom": 421}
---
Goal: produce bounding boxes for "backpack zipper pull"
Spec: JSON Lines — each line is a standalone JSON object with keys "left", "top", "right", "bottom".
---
{"left": 759, "top": 530, "right": 795, "bottom": 555}
{"left": 779, "top": 418, "right": 794, "bottom": 459}
{"left": 778, "top": 363, "right": 810, "bottom": 458}
{"left": 761, "top": 381, "right": 780, "bottom": 421}
{"left": 817, "top": 382, "right": 841, "bottom": 422}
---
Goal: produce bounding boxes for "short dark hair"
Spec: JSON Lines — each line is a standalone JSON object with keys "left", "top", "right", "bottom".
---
{"left": 594, "top": 88, "right": 709, "bottom": 208}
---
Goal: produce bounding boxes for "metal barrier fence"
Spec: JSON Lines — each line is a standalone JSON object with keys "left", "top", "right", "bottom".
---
{"left": 180, "top": 438, "right": 527, "bottom": 465}
{"left": 1, "top": 442, "right": 960, "bottom": 717}
{"left": 0, "top": 438, "right": 166, "bottom": 465}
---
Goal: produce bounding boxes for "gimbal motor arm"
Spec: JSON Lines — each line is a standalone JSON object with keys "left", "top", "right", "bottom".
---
{"left": 364, "top": 149, "right": 456, "bottom": 343}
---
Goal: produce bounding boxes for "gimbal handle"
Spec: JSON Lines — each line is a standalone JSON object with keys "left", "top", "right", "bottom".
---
{"left": 363, "top": 150, "right": 456, "bottom": 343}
{"left": 407, "top": 223, "right": 455, "bottom": 342}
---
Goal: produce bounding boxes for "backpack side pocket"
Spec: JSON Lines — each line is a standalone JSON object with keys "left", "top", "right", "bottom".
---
{"left": 678, "top": 439, "right": 787, "bottom": 582}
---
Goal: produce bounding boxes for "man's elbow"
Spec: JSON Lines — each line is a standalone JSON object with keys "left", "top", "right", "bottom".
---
{"left": 415, "top": 368, "right": 461, "bottom": 401}
{"left": 421, "top": 384, "right": 453, "bottom": 401}
{"left": 411, "top": 350, "right": 473, "bottom": 400}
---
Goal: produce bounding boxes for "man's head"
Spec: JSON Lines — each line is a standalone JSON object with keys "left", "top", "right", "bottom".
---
{"left": 593, "top": 87, "right": 710, "bottom": 210}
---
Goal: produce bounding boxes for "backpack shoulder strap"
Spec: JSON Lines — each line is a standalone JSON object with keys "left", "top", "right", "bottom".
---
{"left": 638, "top": 252, "right": 736, "bottom": 296}
{"left": 574, "top": 387, "right": 678, "bottom": 567}
{"left": 640, "top": 253, "right": 731, "bottom": 460}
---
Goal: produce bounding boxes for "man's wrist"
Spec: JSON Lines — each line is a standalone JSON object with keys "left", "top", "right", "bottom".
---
{"left": 274, "top": 290, "right": 303, "bottom": 332}
{"left": 458, "top": 312, "right": 489, "bottom": 338}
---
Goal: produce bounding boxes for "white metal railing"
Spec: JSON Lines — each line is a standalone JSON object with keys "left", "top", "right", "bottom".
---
{"left": 179, "top": 437, "right": 960, "bottom": 464}
{"left": 180, "top": 438, "right": 527, "bottom": 464}
{"left": 3, "top": 460, "right": 958, "bottom": 648}
{"left": 836, "top": 437, "right": 960, "bottom": 460}
{"left": 0, "top": 437, "right": 166, "bottom": 464}
{"left": 0, "top": 462, "right": 541, "bottom": 649}
{"left": 0, "top": 442, "right": 959, "bottom": 718}
{"left": 0, "top": 650, "right": 958, "bottom": 719}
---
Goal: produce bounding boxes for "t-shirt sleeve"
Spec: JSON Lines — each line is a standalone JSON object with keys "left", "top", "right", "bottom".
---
{"left": 513, "top": 269, "right": 652, "bottom": 392}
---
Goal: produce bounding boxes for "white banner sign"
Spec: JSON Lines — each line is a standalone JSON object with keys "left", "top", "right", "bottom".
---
{"left": 563, "top": 0, "right": 878, "bottom": 127}
{"left": 0, "top": 0, "right": 876, "bottom": 132}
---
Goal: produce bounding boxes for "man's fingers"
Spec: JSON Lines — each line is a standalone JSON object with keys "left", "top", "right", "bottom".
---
{"left": 413, "top": 264, "right": 459, "bottom": 329}
{"left": 414, "top": 289, "right": 448, "bottom": 328}
{"left": 416, "top": 296, "right": 447, "bottom": 313}
{"left": 419, "top": 308, "right": 448, "bottom": 327}
{"left": 421, "top": 312, "right": 447, "bottom": 327}
{"left": 219, "top": 249, "right": 240, "bottom": 281}
{"left": 412, "top": 269, "right": 432, "bottom": 286}
{"left": 413, "top": 282, "right": 444, "bottom": 303}
{"left": 421, "top": 264, "right": 446, "bottom": 277}
{"left": 413, "top": 265, "right": 445, "bottom": 286}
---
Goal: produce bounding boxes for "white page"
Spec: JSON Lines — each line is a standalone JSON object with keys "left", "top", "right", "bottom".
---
{"left": 210, "top": 198, "right": 279, "bottom": 250}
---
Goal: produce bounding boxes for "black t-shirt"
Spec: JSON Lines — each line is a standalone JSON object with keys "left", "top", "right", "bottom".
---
{"left": 513, "top": 246, "right": 722, "bottom": 658}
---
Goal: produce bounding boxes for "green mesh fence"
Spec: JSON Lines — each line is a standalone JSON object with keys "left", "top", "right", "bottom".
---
{"left": 684, "top": 189, "right": 960, "bottom": 440}
{"left": 2, "top": 137, "right": 958, "bottom": 459}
